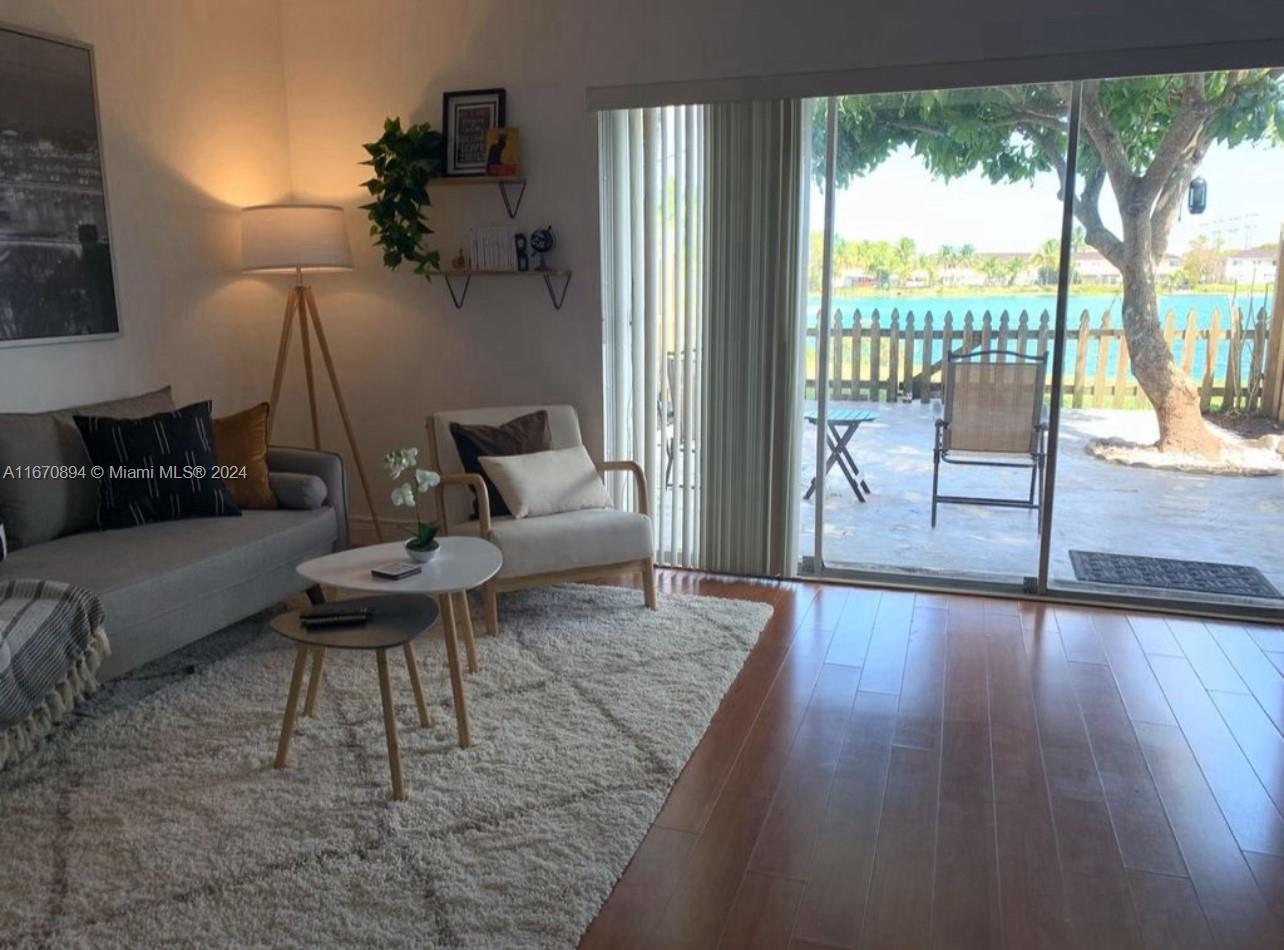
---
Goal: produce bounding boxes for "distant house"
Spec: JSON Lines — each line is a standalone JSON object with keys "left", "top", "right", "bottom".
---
{"left": 1073, "top": 250, "right": 1120, "bottom": 283}
{"left": 837, "top": 267, "right": 875, "bottom": 288}
{"left": 939, "top": 265, "right": 986, "bottom": 287}
{"left": 1223, "top": 247, "right": 1278, "bottom": 285}
{"left": 1069, "top": 250, "right": 1179, "bottom": 284}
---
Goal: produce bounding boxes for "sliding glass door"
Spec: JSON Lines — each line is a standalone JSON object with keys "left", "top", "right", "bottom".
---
{"left": 803, "top": 83, "right": 1074, "bottom": 589}
{"left": 803, "top": 67, "right": 1284, "bottom": 614}
{"left": 1045, "top": 69, "right": 1284, "bottom": 611}
{"left": 598, "top": 64, "right": 1284, "bottom": 615}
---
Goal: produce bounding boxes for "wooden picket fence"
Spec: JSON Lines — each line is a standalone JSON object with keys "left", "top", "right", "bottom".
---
{"left": 806, "top": 306, "right": 1275, "bottom": 412}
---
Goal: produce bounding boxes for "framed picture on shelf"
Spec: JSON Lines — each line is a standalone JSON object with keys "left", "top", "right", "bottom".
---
{"left": 484, "top": 127, "right": 519, "bottom": 177}
{"left": 0, "top": 26, "right": 120, "bottom": 347}
{"left": 442, "top": 88, "right": 506, "bottom": 176}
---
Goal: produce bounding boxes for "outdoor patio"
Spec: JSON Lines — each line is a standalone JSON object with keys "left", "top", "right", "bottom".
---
{"left": 798, "top": 400, "right": 1284, "bottom": 598}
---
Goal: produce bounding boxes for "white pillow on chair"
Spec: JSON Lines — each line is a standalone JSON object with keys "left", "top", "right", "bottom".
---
{"left": 479, "top": 446, "right": 612, "bottom": 519}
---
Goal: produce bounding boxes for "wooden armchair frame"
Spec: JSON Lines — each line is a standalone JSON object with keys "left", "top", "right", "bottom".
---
{"left": 428, "top": 426, "right": 656, "bottom": 636}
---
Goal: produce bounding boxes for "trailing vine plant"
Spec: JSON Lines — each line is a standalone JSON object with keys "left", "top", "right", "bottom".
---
{"left": 360, "top": 117, "right": 443, "bottom": 279}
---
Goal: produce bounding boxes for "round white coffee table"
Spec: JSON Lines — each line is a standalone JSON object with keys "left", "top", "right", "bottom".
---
{"left": 296, "top": 537, "right": 502, "bottom": 748}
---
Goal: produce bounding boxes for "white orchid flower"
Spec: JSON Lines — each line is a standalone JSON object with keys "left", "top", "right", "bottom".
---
{"left": 383, "top": 447, "right": 421, "bottom": 479}
{"left": 414, "top": 468, "right": 441, "bottom": 492}
{"left": 390, "top": 483, "right": 415, "bottom": 507}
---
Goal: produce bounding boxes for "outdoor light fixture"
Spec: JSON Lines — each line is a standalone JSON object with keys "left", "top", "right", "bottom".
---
{"left": 1187, "top": 177, "right": 1207, "bottom": 215}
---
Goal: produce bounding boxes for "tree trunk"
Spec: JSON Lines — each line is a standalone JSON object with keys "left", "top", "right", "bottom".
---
{"left": 1117, "top": 214, "right": 1222, "bottom": 458}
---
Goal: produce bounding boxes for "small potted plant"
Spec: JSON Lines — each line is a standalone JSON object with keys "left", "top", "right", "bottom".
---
{"left": 383, "top": 447, "right": 442, "bottom": 562}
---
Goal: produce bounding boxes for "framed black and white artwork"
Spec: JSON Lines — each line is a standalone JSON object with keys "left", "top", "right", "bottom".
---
{"left": 0, "top": 25, "right": 120, "bottom": 347}
{"left": 442, "top": 88, "right": 506, "bottom": 177}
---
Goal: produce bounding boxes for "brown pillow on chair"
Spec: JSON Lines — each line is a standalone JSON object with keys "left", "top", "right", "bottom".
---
{"left": 212, "top": 403, "right": 277, "bottom": 509}
{"left": 449, "top": 410, "right": 551, "bottom": 519}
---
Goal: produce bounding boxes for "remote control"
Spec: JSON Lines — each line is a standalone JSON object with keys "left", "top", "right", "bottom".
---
{"left": 371, "top": 560, "right": 423, "bottom": 580}
{"left": 301, "top": 612, "right": 371, "bottom": 629}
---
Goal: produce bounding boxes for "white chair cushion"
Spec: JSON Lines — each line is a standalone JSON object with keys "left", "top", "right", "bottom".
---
{"left": 479, "top": 446, "right": 611, "bottom": 518}
{"left": 454, "top": 509, "right": 653, "bottom": 579}
{"left": 428, "top": 405, "right": 584, "bottom": 527}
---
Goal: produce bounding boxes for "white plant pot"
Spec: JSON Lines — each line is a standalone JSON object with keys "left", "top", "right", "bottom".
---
{"left": 405, "top": 541, "right": 438, "bottom": 563}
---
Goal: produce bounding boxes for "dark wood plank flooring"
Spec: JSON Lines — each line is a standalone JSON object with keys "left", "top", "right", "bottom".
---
{"left": 579, "top": 571, "right": 1284, "bottom": 950}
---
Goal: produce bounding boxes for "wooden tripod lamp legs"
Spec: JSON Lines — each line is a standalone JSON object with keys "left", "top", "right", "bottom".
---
{"left": 266, "top": 285, "right": 385, "bottom": 542}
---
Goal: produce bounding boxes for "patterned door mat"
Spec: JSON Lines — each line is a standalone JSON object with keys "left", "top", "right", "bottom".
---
{"left": 1068, "top": 550, "right": 1282, "bottom": 599}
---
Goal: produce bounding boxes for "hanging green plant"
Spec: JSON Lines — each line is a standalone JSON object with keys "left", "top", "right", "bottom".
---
{"left": 359, "top": 117, "right": 443, "bottom": 279}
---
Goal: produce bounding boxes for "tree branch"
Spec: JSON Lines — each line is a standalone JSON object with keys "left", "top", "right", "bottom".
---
{"left": 1079, "top": 80, "right": 1138, "bottom": 205}
{"left": 1136, "top": 76, "right": 1217, "bottom": 206}
{"left": 1150, "top": 126, "right": 1214, "bottom": 260}
{"left": 1018, "top": 122, "right": 1067, "bottom": 196}
{"left": 1074, "top": 167, "right": 1126, "bottom": 269}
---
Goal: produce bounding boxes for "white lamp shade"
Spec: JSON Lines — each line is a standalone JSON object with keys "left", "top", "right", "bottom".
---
{"left": 241, "top": 204, "right": 353, "bottom": 273}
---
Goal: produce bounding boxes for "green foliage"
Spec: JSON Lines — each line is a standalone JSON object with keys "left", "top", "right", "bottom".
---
{"left": 403, "top": 521, "right": 439, "bottom": 548}
{"left": 360, "top": 117, "right": 443, "bottom": 280}
{"left": 818, "top": 70, "right": 1283, "bottom": 190}
{"left": 817, "top": 85, "right": 1066, "bottom": 189}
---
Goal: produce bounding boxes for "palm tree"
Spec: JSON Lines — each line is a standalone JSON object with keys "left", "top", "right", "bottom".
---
{"left": 1030, "top": 238, "right": 1062, "bottom": 287}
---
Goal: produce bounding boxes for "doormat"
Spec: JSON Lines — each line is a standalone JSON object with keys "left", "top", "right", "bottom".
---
{"left": 1068, "top": 550, "right": 1282, "bottom": 599}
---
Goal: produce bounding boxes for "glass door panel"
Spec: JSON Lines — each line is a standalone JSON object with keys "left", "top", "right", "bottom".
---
{"left": 800, "top": 81, "right": 1075, "bottom": 586}
{"left": 1049, "top": 68, "right": 1284, "bottom": 610}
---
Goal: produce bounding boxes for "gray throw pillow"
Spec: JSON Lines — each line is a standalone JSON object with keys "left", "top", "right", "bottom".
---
{"left": 0, "top": 386, "right": 175, "bottom": 548}
{"left": 268, "top": 472, "right": 328, "bottom": 510}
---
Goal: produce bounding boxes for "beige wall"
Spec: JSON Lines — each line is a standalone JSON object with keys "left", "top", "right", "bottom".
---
{"left": 275, "top": 1, "right": 607, "bottom": 536}
{"left": 0, "top": 0, "right": 292, "bottom": 415}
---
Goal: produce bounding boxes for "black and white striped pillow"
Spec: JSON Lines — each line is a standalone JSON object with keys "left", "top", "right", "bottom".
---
{"left": 74, "top": 401, "right": 241, "bottom": 530}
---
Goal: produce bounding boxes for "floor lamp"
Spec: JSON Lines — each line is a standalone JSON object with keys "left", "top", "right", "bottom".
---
{"left": 242, "top": 203, "right": 384, "bottom": 541}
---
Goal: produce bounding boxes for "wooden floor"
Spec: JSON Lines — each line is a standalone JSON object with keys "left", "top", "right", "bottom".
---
{"left": 579, "top": 571, "right": 1284, "bottom": 950}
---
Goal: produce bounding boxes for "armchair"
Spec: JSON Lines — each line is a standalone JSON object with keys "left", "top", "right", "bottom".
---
{"left": 426, "top": 405, "right": 656, "bottom": 634}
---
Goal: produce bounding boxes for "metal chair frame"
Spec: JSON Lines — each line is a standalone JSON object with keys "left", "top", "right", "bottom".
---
{"left": 931, "top": 348, "right": 1048, "bottom": 531}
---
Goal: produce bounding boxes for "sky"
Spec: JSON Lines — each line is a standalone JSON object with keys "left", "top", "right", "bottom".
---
{"left": 812, "top": 140, "right": 1284, "bottom": 255}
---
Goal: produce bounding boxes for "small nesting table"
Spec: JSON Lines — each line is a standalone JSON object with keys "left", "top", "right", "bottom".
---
{"left": 271, "top": 594, "right": 437, "bottom": 801}
{"left": 292, "top": 538, "right": 503, "bottom": 753}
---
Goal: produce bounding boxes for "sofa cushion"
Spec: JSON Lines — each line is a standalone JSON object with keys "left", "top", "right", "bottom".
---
{"left": 456, "top": 508, "right": 652, "bottom": 578}
{"left": 213, "top": 402, "right": 277, "bottom": 510}
{"left": 74, "top": 402, "right": 241, "bottom": 530}
{"left": 0, "top": 386, "right": 174, "bottom": 548}
{"left": 269, "top": 472, "right": 328, "bottom": 510}
{"left": 0, "top": 507, "right": 336, "bottom": 641}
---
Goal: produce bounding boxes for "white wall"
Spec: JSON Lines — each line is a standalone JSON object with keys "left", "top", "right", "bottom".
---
{"left": 0, "top": 0, "right": 293, "bottom": 414}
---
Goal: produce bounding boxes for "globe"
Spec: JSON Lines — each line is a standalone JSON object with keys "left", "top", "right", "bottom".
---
{"left": 530, "top": 227, "right": 556, "bottom": 254}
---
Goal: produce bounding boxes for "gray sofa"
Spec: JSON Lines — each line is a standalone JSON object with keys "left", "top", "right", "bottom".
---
{"left": 0, "top": 448, "right": 346, "bottom": 679}
{"left": 0, "top": 388, "right": 348, "bottom": 680}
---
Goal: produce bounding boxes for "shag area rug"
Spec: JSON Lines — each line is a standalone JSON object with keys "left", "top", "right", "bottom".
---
{"left": 0, "top": 584, "right": 773, "bottom": 949}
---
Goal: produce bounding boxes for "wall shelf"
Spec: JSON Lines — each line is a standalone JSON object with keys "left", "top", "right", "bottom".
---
{"left": 429, "top": 176, "right": 527, "bottom": 218}
{"left": 438, "top": 269, "right": 572, "bottom": 310}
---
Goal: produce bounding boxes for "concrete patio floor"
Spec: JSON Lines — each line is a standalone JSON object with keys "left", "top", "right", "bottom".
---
{"left": 798, "top": 400, "right": 1284, "bottom": 601}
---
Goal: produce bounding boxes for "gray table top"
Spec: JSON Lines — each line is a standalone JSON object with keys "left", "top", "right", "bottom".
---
{"left": 270, "top": 594, "right": 440, "bottom": 650}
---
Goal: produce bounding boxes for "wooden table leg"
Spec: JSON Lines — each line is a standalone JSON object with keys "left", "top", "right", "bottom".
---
{"left": 274, "top": 645, "right": 309, "bottom": 769}
{"left": 403, "top": 642, "right": 432, "bottom": 727}
{"left": 454, "top": 590, "right": 478, "bottom": 673}
{"left": 376, "top": 649, "right": 406, "bottom": 801}
{"left": 439, "top": 594, "right": 472, "bottom": 749}
{"left": 303, "top": 646, "right": 325, "bottom": 717}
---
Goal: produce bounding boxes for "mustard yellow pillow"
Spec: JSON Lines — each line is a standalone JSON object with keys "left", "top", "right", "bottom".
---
{"left": 213, "top": 403, "right": 277, "bottom": 510}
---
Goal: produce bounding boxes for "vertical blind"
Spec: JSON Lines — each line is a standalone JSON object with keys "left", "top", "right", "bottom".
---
{"left": 698, "top": 99, "right": 806, "bottom": 576}
{"left": 599, "top": 106, "right": 705, "bottom": 566}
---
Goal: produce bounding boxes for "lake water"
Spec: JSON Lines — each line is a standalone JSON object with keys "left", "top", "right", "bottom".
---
{"left": 804, "top": 291, "right": 1277, "bottom": 384}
